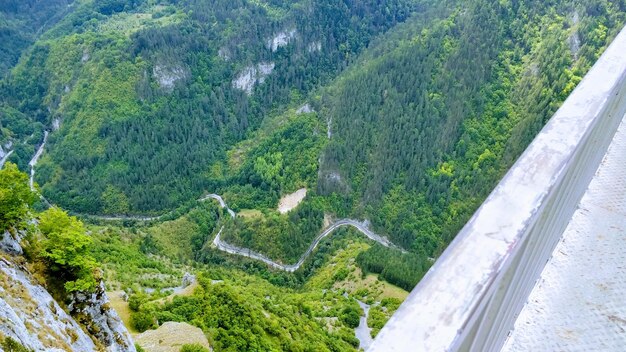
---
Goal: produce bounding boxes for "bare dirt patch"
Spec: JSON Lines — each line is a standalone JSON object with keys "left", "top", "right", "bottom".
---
{"left": 277, "top": 188, "right": 307, "bottom": 214}
{"left": 134, "top": 321, "right": 211, "bottom": 352}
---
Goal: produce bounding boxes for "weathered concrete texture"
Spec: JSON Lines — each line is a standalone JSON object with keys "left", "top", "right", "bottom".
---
{"left": 503, "top": 114, "right": 626, "bottom": 351}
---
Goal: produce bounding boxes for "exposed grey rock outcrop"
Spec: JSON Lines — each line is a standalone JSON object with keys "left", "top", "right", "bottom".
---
{"left": 307, "top": 41, "right": 322, "bottom": 53}
{"left": 1, "top": 233, "right": 135, "bottom": 351}
{"left": 266, "top": 29, "right": 297, "bottom": 52}
{"left": 153, "top": 63, "right": 187, "bottom": 91}
{"left": 232, "top": 62, "right": 275, "bottom": 95}
{"left": 296, "top": 103, "right": 313, "bottom": 114}
{"left": 0, "top": 231, "right": 23, "bottom": 255}
{"left": 218, "top": 47, "right": 231, "bottom": 61}
{"left": 568, "top": 11, "right": 581, "bottom": 60}
{"left": 0, "top": 258, "right": 97, "bottom": 351}
{"left": 181, "top": 272, "right": 196, "bottom": 288}
{"left": 70, "top": 280, "right": 136, "bottom": 352}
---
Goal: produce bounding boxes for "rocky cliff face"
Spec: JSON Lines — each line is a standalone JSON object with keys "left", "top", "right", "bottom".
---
{"left": 69, "top": 280, "right": 136, "bottom": 352}
{"left": 0, "top": 231, "right": 23, "bottom": 256}
{"left": 0, "top": 257, "right": 97, "bottom": 351}
{"left": 0, "top": 232, "right": 136, "bottom": 352}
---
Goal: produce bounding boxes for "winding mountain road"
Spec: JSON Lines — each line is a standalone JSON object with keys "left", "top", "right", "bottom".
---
{"left": 207, "top": 196, "right": 405, "bottom": 272}
{"left": 199, "top": 194, "right": 236, "bottom": 218}
{"left": 0, "top": 150, "right": 14, "bottom": 169}
{"left": 25, "top": 132, "right": 404, "bottom": 271}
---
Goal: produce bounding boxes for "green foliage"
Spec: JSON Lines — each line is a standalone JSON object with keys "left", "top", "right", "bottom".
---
{"left": 340, "top": 304, "right": 361, "bottom": 329}
{"left": 2, "top": 0, "right": 420, "bottom": 215}
{"left": 0, "top": 336, "right": 32, "bottom": 352}
{"left": 221, "top": 198, "right": 324, "bottom": 263}
{"left": 180, "top": 344, "right": 210, "bottom": 352}
{"left": 333, "top": 267, "right": 350, "bottom": 282}
{"left": 253, "top": 152, "right": 284, "bottom": 186}
{"left": 39, "top": 207, "right": 97, "bottom": 292}
{"left": 317, "top": 0, "right": 625, "bottom": 287}
{"left": 1, "top": 2, "right": 625, "bottom": 349}
{"left": 367, "top": 298, "right": 402, "bottom": 337}
{"left": 101, "top": 185, "right": 130, "bottom": 214}
{"left": 356, "top": 245, "right": 431, "bottom": 291}
{"left": 139, "top": 233, "right": 160, "bottom": 255}
{"left": 0, "top": 0, "right": 72, "bottom": 74}
{"left": 0, "top": 162, "right": 35, "bottom": 230}
{"left": 128, "top": 293, "right": 147, "bottom": 312}
{"left": 237, "top": 113, "right": 326, "bottom": 200}
{"left": 131, "top": 310, "right": 155, "bottom": 332}
{"left": 366, "top": 305, "right": 387, "bottom": 337}
{"left": 90, "top": 226, "right": 188, "bottom": 290}
{"left": 154, "top": 275, "right": 358, "bottom": 351}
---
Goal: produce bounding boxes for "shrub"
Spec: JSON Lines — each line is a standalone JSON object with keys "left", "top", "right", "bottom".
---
{"left": 39, "top": 207, "right": 97, "bottom": 292}
{"left": 340, "top": 306, "right": 361, "bottom": 328}
{"left": 0, "top": 162, "right": 36, "bottom": 231}
{"left": 1, "top": 336, "right": 33, "bottom": 352}
{"left": 130, "top": 311, "right": 155, "bottom": 332}
{"left": 128, "top": 293, "right": 147, "bottom": 312}
{"left": 180, "top": 344, "right": 210, "bottom": 352}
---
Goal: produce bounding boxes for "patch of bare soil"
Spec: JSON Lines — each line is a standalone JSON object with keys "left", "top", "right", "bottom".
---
{"left": 277, "top": 188, "right": 307, "bottom": 214}
{"left": 134, "top": 322, "right": 211, "bottom": 352}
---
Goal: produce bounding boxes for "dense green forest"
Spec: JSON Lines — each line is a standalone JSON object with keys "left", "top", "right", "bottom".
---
{"left": 214, "top": 0, "right": 625, "bottom": 287}
{"left": 0, "top": 0, "right": 74, "bottom": 75}
{"left": 1, "top": 0, "right": 625, "bottom": 350}
{"left": 1, "top": 0, "right": 423, "bottom": 213}
{"left": 317, "top": 0, "right": 625, "bottom": 262}
{"left": 1, "top": 0, "right": 624, "bottom": 297}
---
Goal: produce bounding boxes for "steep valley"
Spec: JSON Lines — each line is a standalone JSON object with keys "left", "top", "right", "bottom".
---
{"left": 1, "top": 0, "right": 625, "bottom": 351}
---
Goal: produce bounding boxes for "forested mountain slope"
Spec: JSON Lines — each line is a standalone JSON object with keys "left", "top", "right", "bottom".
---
{"left": 1, "top": 0, "right": 423, "bottom": 214}
{"left": 0, "top": 0, "right": 74, "bottom": 75}
{"left": 1, "top": 0, "right": 624, "bottom": 291}
{"left": 1, "top": 0, "right": 625, "bottom": 351}
{"left": 216, "top": 0, "right": 625, "bottom": 289}
{"left": 317, "top": 0, "right": 625, "bottom": 254}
